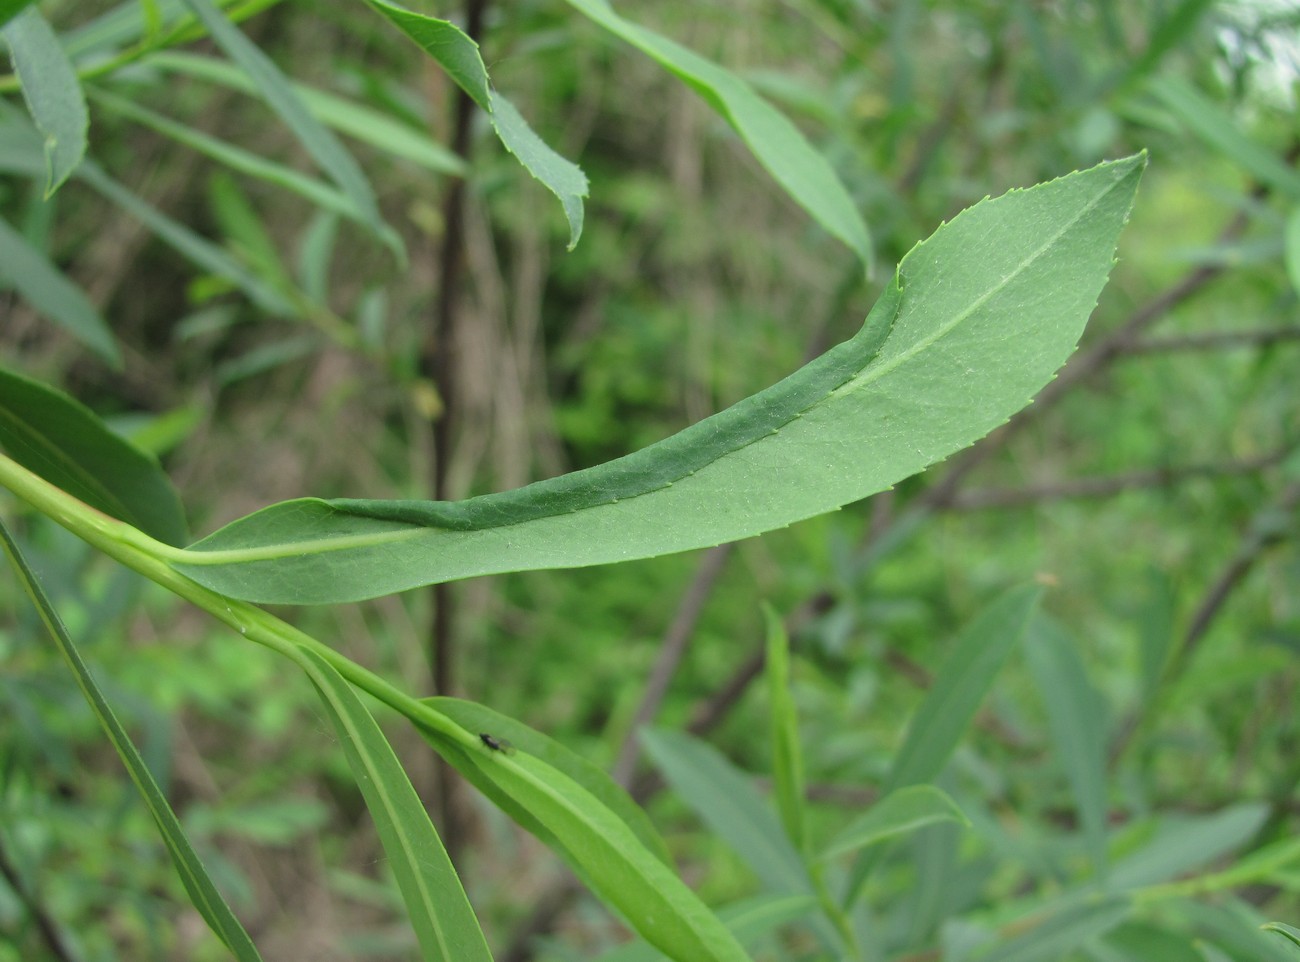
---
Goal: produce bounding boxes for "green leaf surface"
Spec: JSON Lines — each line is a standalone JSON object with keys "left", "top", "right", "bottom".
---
{"left": 1023, "top": 613, "right": 1109, "bottom": 877}
{"left": 763, "top": 604, "right": 807, "bottom": 855}
{"left": 171, "top": 155, "right": 1144, "bottom": 604}
{"left": 1264, "top": 923, "right": 1300, "bottom": 951}
{"left": 594, "top": 894, "right": 818, "bottom": 962}
{"left": 419, "top": 716, "right": 752, "bottom": 962}
{"left": 293, "top": 649, "right": 492, "bottom": 962}
{"left": 0, "top": 214, "right": 120, "bottom": 366}
{"left": 561, "top": 0, "right": 871, "bottom": 268}
{"left": 0, "top": 366, "right": 189, "bottom": 546}
{"left": 362, "top": 0, "right": 588, "bottom": 248}
{"left": 1109, "top": 804, "right": 1269, "bottom": 890}
{"left": 177, "top": 0, "right": 400, "bottom": 255}
{"left": 975, "top": 896, "right": 1132, "bottom": 962}
{"left": 0, "top": 519, "right": 263, "bottom": 962}
{"left": 818, "top": 784, "right": 969, "bottom": 861}
{"left": 886, "top": 585, "right": 1043, "bottom": 792}
{"left": 640, "top": 727, "right": 810, "bottom": 895}
{"left": 1146, "top": 77, "right": 1300, "bottom": 200}
{"left": 420, "top": 697, "right": 672, "bottom": 866}
{"left": 0, "top": 0, "right": 38, "bottom": 30}
{"left": 2, "top": 8, "right": 89, "bottom": 195}
{"left": 143, "top": 51, "right": 466, "bottom": 176}
{"left": 1285, "top": 207, "right": 1300, "bottom": 298}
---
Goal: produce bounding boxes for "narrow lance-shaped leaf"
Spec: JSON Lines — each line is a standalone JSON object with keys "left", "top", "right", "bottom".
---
{"left": 177, "top": 0, "right": 402, "bottom": 257}
{"left": 0, "top": 519, "right": 264, "bottom": 962}
{"left": 1263, "top": 923, "right": 1300, "bottom": 952}
{"left": 2, "top": 7, "right": 89, "bottom": 195}
{"left": 0, "top": 214, "right": 121, "bottom": 366}
{"left": 170, "top": 155, "right": 1145, "bottom": 605}
{"left": 293, "top": 649, "right": 493, "bottom": 962}
{"left": 763, "top": 603, "right": 807, "bottom": 855}
{"left": 818, "top": 785, "right": 969, "bottom": 861}
{"left": 417, "top": 717, "right": 754, "bottom": 962}
{"left": 0, "top": 366, "right": 189, "bottom": 546}
{"left": 362, "top": 0, "right": 588, "bottom": 248}
{"left": 561, "top": 0, "right": 871, "bottom": 269}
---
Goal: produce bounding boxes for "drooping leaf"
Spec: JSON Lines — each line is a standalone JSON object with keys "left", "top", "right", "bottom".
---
{"left": 142, "top": 51, "right": 466, "bottom": 175}
{"left": 293, "top": 649, "right": 493, "bottom": 962}
{"left": 417, "top": 717, "right": 752, "bottom": 962}
{"left": 362, "top": 0, "right": 588, "bottom": 248}
{"left": 2, "top": 7, "right": 89, "bottom": 195}
{"left": 818, "top": 784, "right": 969, "bottom": 861}
{"left": 0, "top": 214, "right": 120, "bottom": 366}
{"left": 1023, "top": 612, "right": 1109, "bottom": 877}
{"left": 561, "top": 0, "right": 872, "bottom": 269}
{"left": 170, "top": 155, "right": 1145, "bottom": 604}
{"left": 640, "top": 727, "right": 810, "bottom": 895}
{"left": 176, "top": 0, "right": 401, "bottom": 256}
{"left": 0, "top": 519, "right": 263, "bottom": 962}
{"left": 0, "top": 366, "right": 189, "bottom": 546}
{"left": 763, "top": 604, "right": 807, "bottom": 855}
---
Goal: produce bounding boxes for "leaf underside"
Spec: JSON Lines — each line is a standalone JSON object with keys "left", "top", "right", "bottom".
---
{"left": 173, "top": 155, "right": 1145, "bottom": 604}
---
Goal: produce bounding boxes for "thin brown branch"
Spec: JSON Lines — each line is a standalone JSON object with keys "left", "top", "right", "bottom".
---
{"left": 0, "top": 832, "right": 80, "bottom": 962}
{"left": 946, "top": 450, "right": 1289, "bottom": 511}
{"left": 1126, "top": 325, "right": 1300, "bottom": 355}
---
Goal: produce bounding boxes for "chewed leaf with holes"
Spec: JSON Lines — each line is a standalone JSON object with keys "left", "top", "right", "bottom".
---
{"left": 169, "top": 155, "right": 1144, "bottom": 604}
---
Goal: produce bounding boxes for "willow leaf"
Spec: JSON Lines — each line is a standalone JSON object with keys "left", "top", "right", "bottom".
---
{"left": 171, "top": 155, "right": 1144, "bottom": 604}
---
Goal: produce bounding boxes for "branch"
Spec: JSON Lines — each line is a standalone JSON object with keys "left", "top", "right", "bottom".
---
{"left": 1126, "top": 326, "right": 1300, "bottom": 355}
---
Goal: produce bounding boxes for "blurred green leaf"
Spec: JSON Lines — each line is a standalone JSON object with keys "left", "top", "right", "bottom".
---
{"left": 0, "top": 519, "right": 263, "bottom": 962}
{"left": 177, "top": 0, "right": 402, "bottom": 257}
{"left": 0, "top": 214, "right": 120, "bottom": 366}
{"left": 975, "top": 896, "right": 1132, "bottom": 962}
{"left": 0, "top": 0, "right": 36, "bottom": 30}
{"left": 0, "top": 366, "right": 189, "bottom": 546}
{"left": 1284, "top": 207, "right": 1300, "bottom": 297}
{"left": 1, "top": 8, "right": 88, "bottom": 196}
{"left": 1263, "top": 923, "right": 1300, "bottom": 951}
{"left": 640, "top": 727, "right": 810, "bottom": 895}
{"left": 818, "top": 784, "right": 969, "bottom": 861}
{"left": 886, "top": 585, "right": 1043, "bottom": 792}
{"left": 1023, "top": 613, "right": 1109, "bottom": 877}
{"left": 1147, "top": 77, "right": 1300, "bottom": 200}
{"left": 295, "top": 649, "right": 493, "bottom": 962}
{"left": 562, "top": 0, "right": 872, "bottom": 270}
{"left": 594, "top": 894, "right": 818, "bottom": 962}
{"left": 1110, "top": 805, "right": 1269, "bottom": 890}
{"left": 171, "top": 157, "right": 1144, "bottom": 604}
{"left": 362, "top": 0, "right": 588, "bottom": 248}
{"left": 763, "top": 603, "right": 806, "bottom": 855}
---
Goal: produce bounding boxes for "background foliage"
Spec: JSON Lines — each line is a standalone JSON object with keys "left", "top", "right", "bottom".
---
{"left": 1, "top": 0, "right": 1298, "bottom": 960}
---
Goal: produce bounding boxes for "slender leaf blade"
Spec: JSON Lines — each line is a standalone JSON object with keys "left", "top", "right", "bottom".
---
{"left": 886, "top": 585, "right": 1042, "bottom": 792}
{"left": 1023, "top": 612, "right": 1109, "bottom": 877}
{"left": 640, "top": 727, "right": 810, "bottom": 895}
{"left": 763, "top": 604, "right": 807, "bottom": 855}
{"left": 2, "top": 8, "right": 89, "bottom": 196}
{"left": 294, "top": 649, "right": 493, "bottom": 962}
{"left": 0, "top": 366, "right": 189, "bottom": 546}
{"left": 176, "top": 0, "right": 400, "bottom": 254}
{"left": 0, "top": 214, "right": 120, "bottom": 366}
{"left": 562, "top": 0, "right": 871, "bottom": 268}
{"left": 975, "top": 896, "right": 1132, "bottom": 962}
{"left": 1263, "top": 923, "right": 1300, "bottom": 951}
{"left": 1285, "top": 206, "right": 1300, "bottom": 298}
{"left": 818, "top": 784, "right": 969, "bottom": 861}
{"left": 0, "top": 519, "right": 263, "bottom": 962}
{"left": 173, "top": 155, "right": 1145, "bottom": 604}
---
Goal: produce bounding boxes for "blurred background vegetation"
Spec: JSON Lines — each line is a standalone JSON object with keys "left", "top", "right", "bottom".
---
{"left": 2, "top": 0, "right": 1299, "bottom": 959}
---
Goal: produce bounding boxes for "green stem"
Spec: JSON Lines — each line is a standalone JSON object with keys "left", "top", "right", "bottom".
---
{"left": 0, "top": 452, "right": 470, "bottom": 748}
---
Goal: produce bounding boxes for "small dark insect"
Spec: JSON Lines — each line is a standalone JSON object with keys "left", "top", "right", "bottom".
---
{"left": 479, "top": 732, "right": 516, "bottom": 755}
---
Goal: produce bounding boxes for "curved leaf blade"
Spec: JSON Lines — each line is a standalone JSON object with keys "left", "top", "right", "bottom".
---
{"left": 818, "top": 784, "right": 969, "bottom": 861}
{"left": 173, "top": 155, "right": 1144, "bottom": 604}
{"left": 763, "top": 604, "right": 807, "bottom": 855}
{"left": 0, "top": 519, "right": 263, "bottom": 962}
{"left": 2, "top": 8, "right": 88, "bottom": 196}
{"left": 1263, "top": 923, "right": 1300, "bottom": 951}
{"left": 0, "top": 366, "right": 189, "bottom": 546}
{"left": 562, "top": 0, "right": 871, "bottom": 268}
{"left": 0, "top": 214, "right": 120, "bottom": 366}
{"left": 294, "top": 651, "right": 493, "bottom": 962}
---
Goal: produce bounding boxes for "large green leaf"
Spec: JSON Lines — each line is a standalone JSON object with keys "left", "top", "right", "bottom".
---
{"left": 0, "top": 213, "right": 120, "bottom": 366}
{"left": 362, "top": 0, "right": 588, "bottom": 248}
{"left": 0, "top": 519, "right": 263, "bottom": 962}
{"left": 561, "top": 0, "right": 872, "bottom": 268}
{"left": 170, "top": 155, "right": 1144, "bottom": 604}
{"left": 0, "top": 366, "right": 189, "bottom": 546}
{"left": 293, "top": 650, "right": 493, "bottom": 962}
{"left": 2, "top": 7, "right": 88, "bottom": 196}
